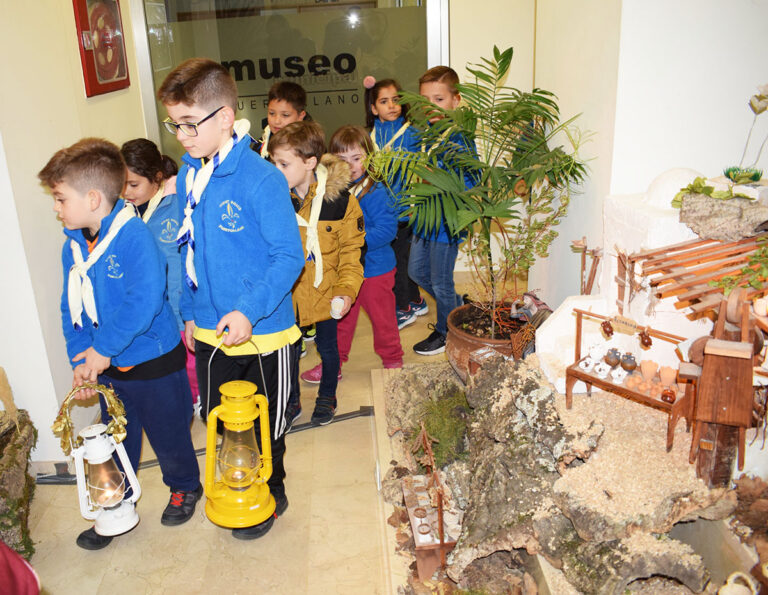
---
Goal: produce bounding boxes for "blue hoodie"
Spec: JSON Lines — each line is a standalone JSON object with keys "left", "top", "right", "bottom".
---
{"left": 413, "top": 128, "right": 478, "bottom": 244}
{"left": 372, "top": 116, "right": 420, "bottom": 221}
{"left": 143, "top": 192, "right": 183, "bottom": 331}
{"left": 60, "top": 200, "right": 180, "bottom": 368}
{"left": 177, "top": 137, "right": 304, "bottom": 335}
{"left": 353, "top": 176, "right": 397, "bottom": 278}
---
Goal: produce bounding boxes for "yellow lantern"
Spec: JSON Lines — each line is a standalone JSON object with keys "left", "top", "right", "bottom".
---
{"left": 204, "top": 380, "right": 274, "bottom": 528}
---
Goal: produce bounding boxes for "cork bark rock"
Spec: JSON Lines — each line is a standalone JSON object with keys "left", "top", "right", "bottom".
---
{"left": 384, "top": 356, "right": 733, "bottom": 593}
{"left": 679, "top": 193, "right": 768, "bottom": 241}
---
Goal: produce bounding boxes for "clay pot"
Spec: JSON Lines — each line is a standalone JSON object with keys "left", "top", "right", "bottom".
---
{"left": 604, "top": 348, "right": 620, "bottom": 368}
{"left": 718, "top": 571, "right": 757, "bottom": 595}
{"left": 620, "top": 353, "right": 637, "bottom": 371}
{"left": 659, "top": 366, "right": 677, "bottom": 387}
{"left": 445, "top": 305, "right": 516, "bottom": 383}
{"left": 639, "top": 360, "right": 658, "bottom": 382}
{"left": 661, "top": 388, "right": 676, "bottom": 404}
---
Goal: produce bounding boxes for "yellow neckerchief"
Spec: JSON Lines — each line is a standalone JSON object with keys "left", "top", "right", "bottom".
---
{"left": 140, "top": 185, "right": 164, "bottom": 223}
{"left": 420, "top": 126, "right": 452, "bottom": 153}
{"left": 260, "top": 125, "right": 271, "bottom": 158}
{"left": 294, "top": 164, "right": 328, "bottom": 288}
{"left": 370, "top": 121, "right": 410, "bottom": 152}
{"left": 194, "top": 325, "right": 300, "bottom": 356}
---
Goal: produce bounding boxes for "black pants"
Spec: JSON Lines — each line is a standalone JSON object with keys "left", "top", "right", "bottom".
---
{"left": 195, "top": 340, "right": 294, "bottom": 498}
{"left": 392, "top": 222, "right": 421, "bottom": 310}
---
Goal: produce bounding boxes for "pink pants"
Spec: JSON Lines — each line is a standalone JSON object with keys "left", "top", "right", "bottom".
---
{"left": 337, "top": 268, "right": 403, "bottom": 368}
{"left": 181, "top": 330, "right": 199, "bottom": 401}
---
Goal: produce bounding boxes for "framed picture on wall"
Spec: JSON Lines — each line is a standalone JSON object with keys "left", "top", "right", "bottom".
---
{"left": 72, "top": 0, "right": 130, "bottom": 97}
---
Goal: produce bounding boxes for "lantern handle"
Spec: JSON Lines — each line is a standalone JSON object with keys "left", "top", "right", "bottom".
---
{"left": 72, "top": 444, "right": 97, "bottom": 520}
{"left": 51, "top": 382, "right": 128, "bottom": 456}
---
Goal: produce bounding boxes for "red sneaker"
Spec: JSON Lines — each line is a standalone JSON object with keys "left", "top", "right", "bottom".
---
{"left": 300, "top": 363, "right": 342, "bottom": 384}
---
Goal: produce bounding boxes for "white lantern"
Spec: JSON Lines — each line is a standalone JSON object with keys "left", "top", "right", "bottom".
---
{"left": 72, "top": 424, "right": 141, "bottom": 536}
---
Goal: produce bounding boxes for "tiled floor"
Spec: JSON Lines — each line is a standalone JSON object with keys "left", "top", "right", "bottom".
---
{"left": 28, "top": 296, "right": 442, "bottom": 594}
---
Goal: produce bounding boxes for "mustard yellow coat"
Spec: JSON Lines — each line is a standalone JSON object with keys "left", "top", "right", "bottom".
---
{"left": 291, "top": 155, "right": 365, "bottom": 326}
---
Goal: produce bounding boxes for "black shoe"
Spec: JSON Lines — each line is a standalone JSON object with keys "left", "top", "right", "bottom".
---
{"left": 274, "top": 492, "right": 289, "bottom": 517}
{"left": 413, "top": 325, "right": 446, "bottom": 355}
{"left": 161, "top": 484, "right": 203, "bottom": 526}
{"left": 301, "top": 324, "right": 317, "bottom": 343}
{"left": 232, "top": 515, "right": 275, "bottom": 540}
{"left": 285, "top": 403, "right": 302, "bottom": 432}
{"left": 76, "top": 527, "right": 114, "bottom": 550}
{"left": 311, "top": 396, "right": 337, "bottom": 426}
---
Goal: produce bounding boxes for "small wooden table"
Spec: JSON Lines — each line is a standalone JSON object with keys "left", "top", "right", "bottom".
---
{"left": 565, "top": 360, "right": 692, "bottom": 451}
{"left": 564, "top": 309, "right": 693, "bottom": 452}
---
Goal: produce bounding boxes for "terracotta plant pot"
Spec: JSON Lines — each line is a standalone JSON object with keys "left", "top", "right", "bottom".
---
{"left": 446, "top": 304, "right": 519, "bottom": 383}
{"left": 639, "top": 360, "right": 658, "bottom": 382}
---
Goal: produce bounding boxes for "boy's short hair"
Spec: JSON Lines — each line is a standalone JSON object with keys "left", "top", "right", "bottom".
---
{"left": 329, "top": 125, "right": 374, "bottom": 156}
{"left": 158, "top": 58, "right": 238, "bottom": 111}
{"left": 269, "top": 121, "right": 325, "bottom": 162}
{"left": 419, "top": 66, "right": 460, "bottom": 95}
{"left": 268, "top": 81, "right": 307, "bottom": 113}
{"left": 38, "top": 138, "right": 125, "bottom": 204}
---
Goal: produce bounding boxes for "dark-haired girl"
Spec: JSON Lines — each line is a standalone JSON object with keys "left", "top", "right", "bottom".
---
{"left": 363, "top": 77, "right": 425, "bottom": 329}
{"left": 121, "top": 139, "right": 199, "bottom": 403}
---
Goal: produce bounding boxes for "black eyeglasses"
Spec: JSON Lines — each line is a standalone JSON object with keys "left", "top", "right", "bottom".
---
{"left": 162, "top": 106, "right": 224, "bottom": 137}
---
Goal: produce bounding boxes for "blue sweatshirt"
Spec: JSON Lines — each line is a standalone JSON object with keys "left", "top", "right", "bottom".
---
{"left": 413, "top": 128, "right": 478, "bottom": 244}
{"left": 372, "top": 116, "right": 420, "bottom": 221}
{"left": 177, "top": 137, "right": 304, "bottom": 334}
{"left": 353, "top": 176, "right": 397, "bottom": 278}
{"left": 144, "top": 192, "right": 183, "bottom": 331}
{"left": 60, "top": 201, "right": 180, "bottom": 368}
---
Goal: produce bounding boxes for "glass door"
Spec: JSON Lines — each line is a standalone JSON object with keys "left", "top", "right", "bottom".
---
{"left": 142, "top": 0, "right": 429, "bottom": 160}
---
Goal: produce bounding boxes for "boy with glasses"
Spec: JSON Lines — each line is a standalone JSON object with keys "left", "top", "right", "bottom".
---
{"left": 158, "top": 58, "right": 305, "bottom": 539}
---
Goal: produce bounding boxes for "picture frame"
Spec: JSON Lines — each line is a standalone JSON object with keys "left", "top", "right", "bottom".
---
{"left": 72, "top": 0, "right": 130, "bottom": 97}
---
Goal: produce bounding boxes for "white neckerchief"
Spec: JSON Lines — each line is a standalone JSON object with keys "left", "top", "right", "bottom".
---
{"left": 295, "top": 164, "right": 328, "bottom": 288}
{"left": 349, "top": 176, "right": 373, "bottom": 200}
{"left": 421, "top": 127, "right": 452, "bottom": 153}
{"left": 176, "top": 119, "right": 251, "bottom": 290}
{"left": 260, "top": 125, "right": 271, "bottom": 158}
{"left": 140, "top": 186, "right": 164, "bottom": 223}
{"left": 371, "top": 121, "right": 410, "bottom": 152}
{"left": 67, "top": 205, "right": 136, "bottom": 329}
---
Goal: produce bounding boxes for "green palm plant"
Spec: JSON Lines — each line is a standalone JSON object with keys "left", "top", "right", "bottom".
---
{"left": 369, "top": 46, "right": 587, "bottom": 338}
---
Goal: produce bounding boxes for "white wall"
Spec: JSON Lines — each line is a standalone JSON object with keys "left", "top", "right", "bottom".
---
{"left": 611, "top": 0, "right": 768, "bottom": 195}
{"left": 0, "top": 135, "right": 63, "bottom": 463}
{"left": 521, "top": 1, "right": 623, "bottom": 307}
{"left": 0, "top": 0, "right": 148, "bottom": 463}
{"left": 450, "top": 0, "right": 535, "bottom": 91}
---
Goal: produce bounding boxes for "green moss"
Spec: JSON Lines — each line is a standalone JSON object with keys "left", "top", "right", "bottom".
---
{"left": 0, "top": 412, "right": 37, "bottom": 559}
{"left": 412, "top": 388, "right": 470, "bottom": 469}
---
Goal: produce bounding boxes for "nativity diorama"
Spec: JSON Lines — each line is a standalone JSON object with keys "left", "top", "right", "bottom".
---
{"left": 370, "top": 52, "right": 768, "bottom": 593}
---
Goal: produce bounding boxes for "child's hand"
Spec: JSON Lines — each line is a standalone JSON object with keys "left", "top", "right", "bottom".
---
{"left": 184, "top": 320, "right": 196, "bottom": 351}
{"left": 216, "top": 311, "right": 253, "bottom": 346}
{"left": 72, "top": 365, "right": 97, "bottom": 400}
{"left": 334, "top": 296, "right": 353, "bottom": 318}
{"left": 72, "top": 347, "right": 111, "bottom": 382}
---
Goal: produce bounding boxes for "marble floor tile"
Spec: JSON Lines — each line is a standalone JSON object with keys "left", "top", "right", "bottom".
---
{"left": 28, "top": 294, "right": 441, "bottom": 593}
